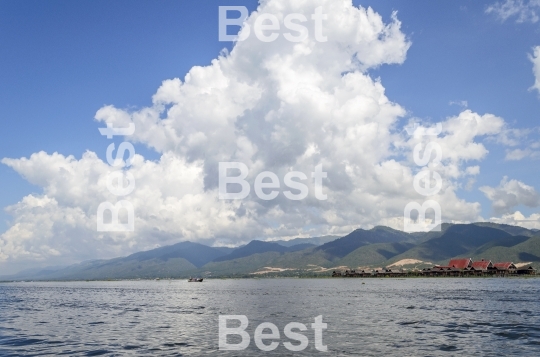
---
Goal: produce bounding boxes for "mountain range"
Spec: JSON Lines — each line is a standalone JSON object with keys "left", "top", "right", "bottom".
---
{"left": 2, "top": 223, "right": 539, "bottom": 280}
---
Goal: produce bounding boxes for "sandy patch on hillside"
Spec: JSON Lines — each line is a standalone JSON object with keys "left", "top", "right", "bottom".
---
{"left": 316, "top": 266, "right": 350, "bottom": 272}
{"left": 251, "top": 267, "right": 294, "bottom": 274}
{"left": 388, "top": 259, "right": 431, "bottom": 267}
{"left": 305, "top": 265, "right": 328, "bottom": 272}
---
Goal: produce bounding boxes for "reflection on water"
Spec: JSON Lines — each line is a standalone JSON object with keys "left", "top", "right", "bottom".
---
{"left": 1, "top": 278, "right": 539, "bottom": 356}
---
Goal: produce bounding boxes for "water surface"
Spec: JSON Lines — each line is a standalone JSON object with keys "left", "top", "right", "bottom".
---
{"left": 1, "top": 278, "right": 539, "bottom": 356}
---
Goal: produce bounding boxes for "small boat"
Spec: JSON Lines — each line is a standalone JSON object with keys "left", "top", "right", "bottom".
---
{"left": 188, "top": 277, "right": 203, "bottom": 282}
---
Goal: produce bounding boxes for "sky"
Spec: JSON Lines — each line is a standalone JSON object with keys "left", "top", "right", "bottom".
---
{"left": 0, "top": 0, "right": 539, "bottom": 274}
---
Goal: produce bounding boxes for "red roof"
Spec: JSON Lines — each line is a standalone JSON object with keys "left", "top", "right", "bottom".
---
{"left": 447, "top": 258, "right": 472, "bottom": 269}
{"left": 493, "top": 262, "right": 516, "bottom": 270}
{"left": 471, "top": 260, "right": 492, "bottom": 270}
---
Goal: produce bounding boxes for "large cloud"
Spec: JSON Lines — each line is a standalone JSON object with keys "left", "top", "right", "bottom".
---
{"left": 480, "top": 177, "right": 540, "bottom": 215}
{"left": 0, "top": 0, "right": 532, "bottom": 270}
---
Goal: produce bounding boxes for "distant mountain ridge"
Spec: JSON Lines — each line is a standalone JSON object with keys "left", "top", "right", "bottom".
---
{"left": 388, "top": 224, "right": 516, "bottom": 262}
{"left": 268, "top": 235, "right": 339, "bottom": 247}
{"left": 212, "top": 241, "right": 316, "bottom": 262}
{"left": 1, "top": 223, "right": 539, "bottom": 280}
{"left": 316, "top": 226, "right": 413, "bottom": 258}
{"left": 124, "top": 241, "right": 234, "bottom": 267}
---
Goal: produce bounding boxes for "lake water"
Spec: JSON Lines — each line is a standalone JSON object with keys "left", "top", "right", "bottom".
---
{"left": 1, "top": 278, "right": 539, "bottom": 356}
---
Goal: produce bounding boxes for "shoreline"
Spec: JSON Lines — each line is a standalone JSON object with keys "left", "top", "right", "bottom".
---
{"left": 1, "top": 275, "right": 539, "bottom": 283}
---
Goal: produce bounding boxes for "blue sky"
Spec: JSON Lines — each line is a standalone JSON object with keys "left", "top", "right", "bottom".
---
{"left": 364, "top": 0, "right": 540, "bottom": 211}
{"left": 0, "top": 0, "right": 257, "bottom": 233}
{"left": 1, "top": 0, "right": 539, "bottom": 272}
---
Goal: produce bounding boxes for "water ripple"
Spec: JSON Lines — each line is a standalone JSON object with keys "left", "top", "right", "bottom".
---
{"left": 0, "top": 279, "right": 539, "bottom": 356}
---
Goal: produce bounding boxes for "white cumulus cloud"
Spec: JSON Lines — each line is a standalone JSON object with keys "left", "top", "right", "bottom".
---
{"left": 0, "top": 0, "right": 530, "bottom": 271}
{"left": 480, "top": 177, "right": 540, "bottom": 215}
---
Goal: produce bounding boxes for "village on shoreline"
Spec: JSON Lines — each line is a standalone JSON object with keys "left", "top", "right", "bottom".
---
{"left": 332, "top": 258, "right": 538, "bottom": 278}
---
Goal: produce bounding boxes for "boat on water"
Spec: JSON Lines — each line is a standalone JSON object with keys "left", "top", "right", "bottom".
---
{"left": 188, "top": 277, "right": 203, "bottom": 282}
